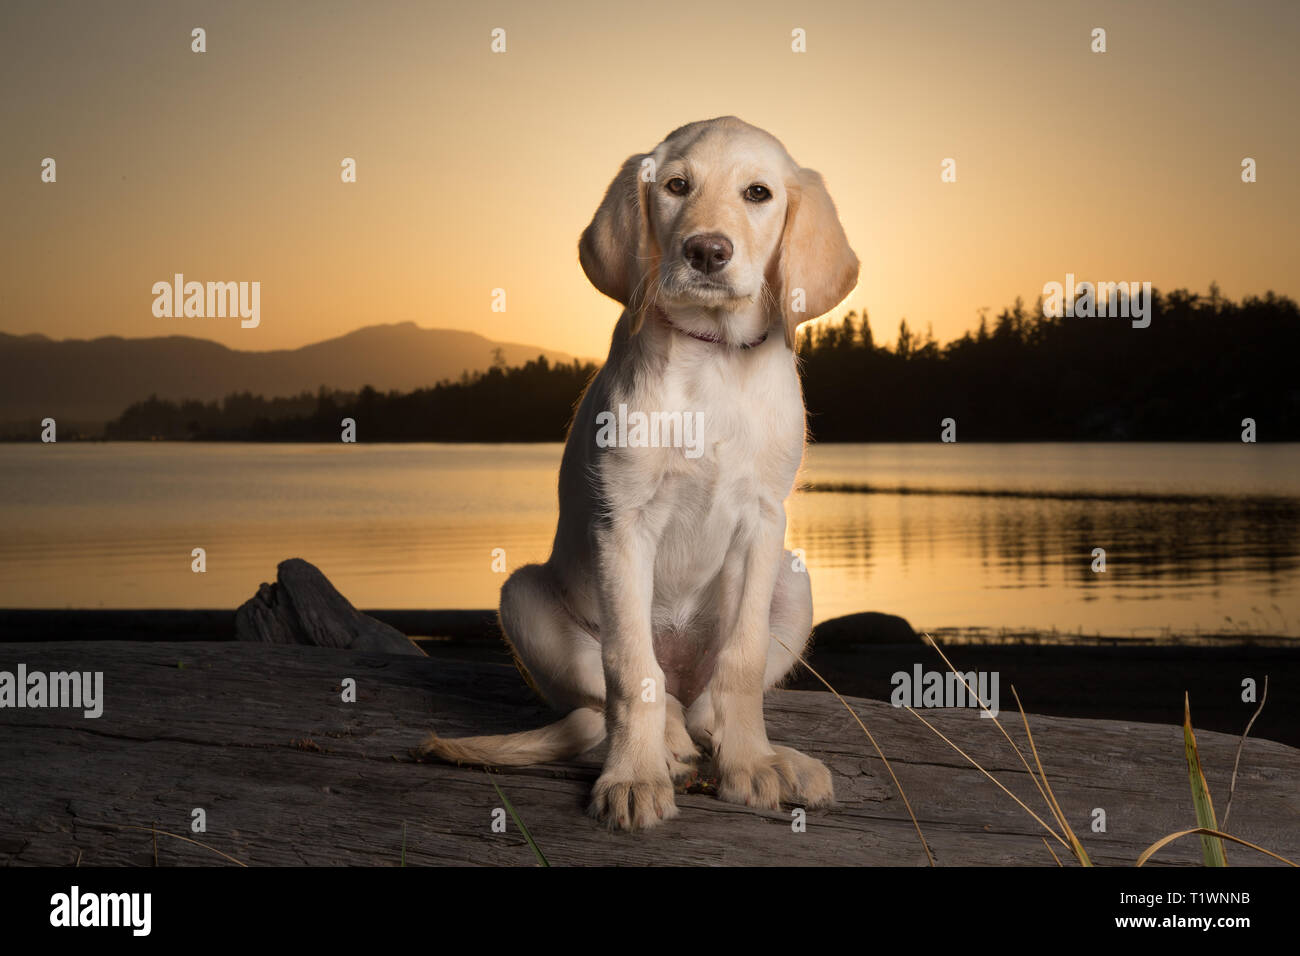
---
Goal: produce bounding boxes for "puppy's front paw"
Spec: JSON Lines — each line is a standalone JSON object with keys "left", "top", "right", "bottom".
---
{"left": 589, "top": 770, "right": 678, "bottom": 831}
{"left": 718, "top": 745, "right": 834, "bottom": 811}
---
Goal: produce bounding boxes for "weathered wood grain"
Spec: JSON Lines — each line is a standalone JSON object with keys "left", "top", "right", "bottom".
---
{"left": 0, "top": 640, "right": 1295, "bottom": 867}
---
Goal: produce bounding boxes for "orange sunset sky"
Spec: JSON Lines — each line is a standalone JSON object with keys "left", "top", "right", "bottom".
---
{"left": 2, "top": 0, "right": 1297, "bottom": 360}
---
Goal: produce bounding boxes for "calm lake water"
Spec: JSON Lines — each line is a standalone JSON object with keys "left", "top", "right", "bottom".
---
{"left": 1, "top": 442, "right": 1298, "bottom": 642}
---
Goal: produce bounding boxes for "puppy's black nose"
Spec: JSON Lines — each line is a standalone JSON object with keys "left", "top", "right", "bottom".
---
{"left": 683, "top": 234, "right": 733, "bottom": 274}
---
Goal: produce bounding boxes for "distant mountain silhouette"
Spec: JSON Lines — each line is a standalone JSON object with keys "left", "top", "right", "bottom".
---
{"left": 0, "top": 323, "right": 581, "bottom": 427}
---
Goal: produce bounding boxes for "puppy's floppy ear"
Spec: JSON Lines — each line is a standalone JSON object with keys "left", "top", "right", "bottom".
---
{"left": 775, "top": 167, "right": 859, "bottom": 349}
{"left": 578, "top": 152, "right": 659, "bottom": 330}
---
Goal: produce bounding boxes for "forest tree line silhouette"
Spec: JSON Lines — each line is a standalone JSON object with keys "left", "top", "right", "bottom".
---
{"left": 102, "top": 286, "right": 1300, "bottom": 442}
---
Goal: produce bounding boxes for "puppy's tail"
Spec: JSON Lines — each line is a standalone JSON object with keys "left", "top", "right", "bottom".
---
{"left": 416, "top": 706, "right": 606, "bottom": 767}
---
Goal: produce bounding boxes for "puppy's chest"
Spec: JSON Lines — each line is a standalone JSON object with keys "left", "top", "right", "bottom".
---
{"left": 608, "top": 351, "right": 804, "bottom": 501}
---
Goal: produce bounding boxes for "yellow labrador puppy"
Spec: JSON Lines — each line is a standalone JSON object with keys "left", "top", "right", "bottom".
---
{"left": 420, "top": 116, "right": 858, "bottom": 830}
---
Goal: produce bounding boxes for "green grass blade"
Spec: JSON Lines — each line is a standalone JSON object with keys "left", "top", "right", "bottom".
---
{"left": 1183, "top": 694, "right": 1227, "bottom": 866}
{"left": 488, "top": 772, "right": 550, "bottom": 867}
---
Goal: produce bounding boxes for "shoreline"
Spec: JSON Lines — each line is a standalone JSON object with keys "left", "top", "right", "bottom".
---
{"left": 1, "top": 607, "right": 1295, "bottom": 747}
{"left": 2, "top": 607, "right": 1295, "bottom": 646}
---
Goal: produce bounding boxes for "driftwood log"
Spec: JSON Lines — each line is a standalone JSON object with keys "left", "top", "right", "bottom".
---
{"left": 1, "top": 639, "right": 1296, "bottom": 866}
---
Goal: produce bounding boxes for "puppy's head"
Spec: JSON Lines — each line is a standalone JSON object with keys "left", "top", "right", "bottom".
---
{"left": 578, "top": 116, "right": 859, "bottom": 348}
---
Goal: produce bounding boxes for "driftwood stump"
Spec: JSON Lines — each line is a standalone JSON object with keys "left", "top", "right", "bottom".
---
{"left": 235, "top": 558, "right": 422, "bottom": 657}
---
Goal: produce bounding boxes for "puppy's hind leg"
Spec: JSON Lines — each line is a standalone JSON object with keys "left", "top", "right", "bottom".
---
{"left": 497, "top": 563, "right": 605, "bottom": 712}
{"left": 417, "top": 563, "right": 606, "bottom": 767}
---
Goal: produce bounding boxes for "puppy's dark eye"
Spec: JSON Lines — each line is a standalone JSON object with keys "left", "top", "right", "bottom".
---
{"left": 745, "top": 184, "right": 772, "bottom": 202}
{"left": 666, "top": 177, "right": 689, "bottom": 196}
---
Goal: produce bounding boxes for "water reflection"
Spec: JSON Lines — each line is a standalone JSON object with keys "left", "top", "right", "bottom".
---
{"left": 0, "top": 442, "right": 1296, "bottom": 642}
{"left": 791, "top": 482, "right": 1299, "bottom": 639}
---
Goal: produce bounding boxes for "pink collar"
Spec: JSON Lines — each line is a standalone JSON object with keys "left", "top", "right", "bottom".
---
{"left": 656, "top": 308, "right": 769, "bottom": 349}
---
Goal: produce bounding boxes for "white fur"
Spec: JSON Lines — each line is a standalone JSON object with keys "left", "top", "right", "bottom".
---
{"left": 419, "top": 117, "right": 858, "bottom": 831}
